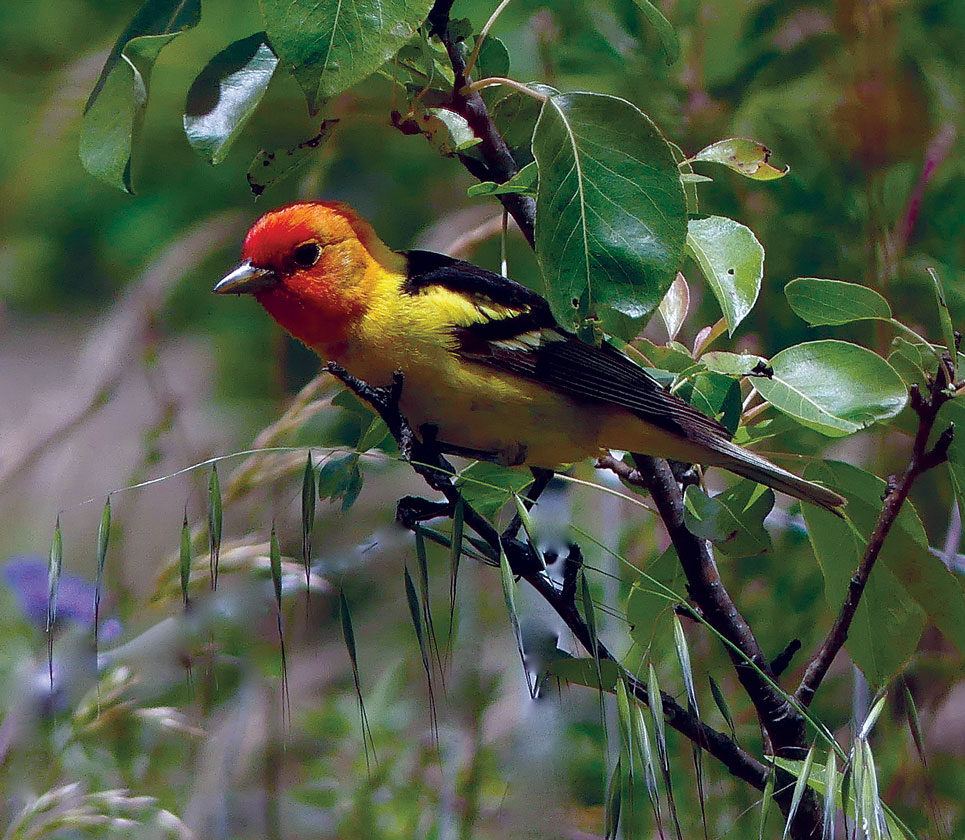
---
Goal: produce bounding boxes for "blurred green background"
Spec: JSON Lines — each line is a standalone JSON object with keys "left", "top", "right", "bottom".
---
{"left": 0, "top": 0, "right": 961, "bottom": 837}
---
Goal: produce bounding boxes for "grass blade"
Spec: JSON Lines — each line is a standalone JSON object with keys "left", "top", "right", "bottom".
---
{"left": 580, "top": 570, "right": 607, "bottom": 739}
{"left": 179, "top": 508, "right": 191, "bottom": 610}
{"left": 634, "top": 705, "right": 665, "bottom": 838}
{"left": 822, "top": 747, "right": 838, "bottom": 839}
{"left": 649, "top": 663, "right": 682, "bottom": 840}
{"left": 759, "top": 762, "right": 776, "bottom": 840}
{"left": 404, "top": 565, "right": 438, "bottom": 743}
{"left": 208, "top": 465, "right": 222, "bottom": 590}
{"left": 301, "top": 453, "right": 316, "bottom": 597}
{"left": 604, "top": 755, "right": 622, "bottom": 839}
{"left": 783, "top": 743, "right": 816, "bottom": 839}
{"left": 415, "top": 529, "right": 445, "bottom": 684}
{"left": 672, "top": 615, "right": 707, "bottom": 838}
{"left": 500, "top": 549, "right": 534, "bottom": 698}
{"left": 93, "top": 498, "right": 111, "bottom": 654}
{"left": 46, "top": 516, "right": 63, "bottom": 690}
{"left": 339, "top": 589, "right": 376, "bottom": 770}
{"left": 859, "top": 692, "right": 887, "bottom": 741}
{"left": 447, "top": 500, "right": 464, "bottom": 658}
{"left": 708, "top": 674, "right": 735, "bottom": 738}
{"left": 269, "top": 523, "right": 290, "bottom": 729}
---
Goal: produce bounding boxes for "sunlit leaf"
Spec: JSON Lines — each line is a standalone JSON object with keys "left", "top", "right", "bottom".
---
{"left": 533, "top": 92, "right": 687, "bottom": 338}
{"left": 184, "top": 33, "right": 279, "bottom": 165}
{"left": 753, "top": 340, "right": 907, "bottom": 436}
{"left": 687, "top": 216, "right": 763, "bottom": 335}
{"left": 260, "top": 0, "right": 433, "bottom": 113}
{"left": 658, "top": 272, "right": 689, "bottom": 341}
{"left": 785, "top": 278, "right": 892, "bottom": 326}
{"left": 693, "top": 138, "right": 789, "bottom": 180}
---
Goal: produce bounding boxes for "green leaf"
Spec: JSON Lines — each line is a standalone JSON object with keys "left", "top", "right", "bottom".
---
{"left": 683, "top": 483, "right": 773, "bottom": 558}
{"left": 802, "top": 462, "right": 926, "bottom": 686}
{"left": 533, "top": 92, "right": 687, "bottom": 339}
{"left": 260, "top": 0, "right": 433, "bottom": 113}
{"left": 456, "top": 462, "right": 533, "bottom": 519}
{"left": 686, "top": 216, "right": 763, "bottom": 336}
{"left": 753, "top": 340, "right": 907, "bottom": 436}
{"left": 317, "top": 454, "right": 364, "bottom": 512}
{"left": 545, "top": 657, "right": 621, "bottom": 691}
{"left": 658, "top": 273, "right": 689, "bottom": 341}
{"left": 927, "top": 267, "right": 957, "bottom": 379}
{"left": 805, "top": 460, "right": 965, "bottom": 660}
{"left": 184, "top": 33, "right": 279, "bottom": 165}
{"left": 80, "top": 0, "right": 201, "bottom": 192}
{"left": 785, "top": 278, "right": 892, "bottom": 326}
{"left": 604, "top": 756, "right": 622, "bottom": 839}
{"left": 247, "top": 119, "right": 338, "bottom": 196}
{"left": 782, "top": 745, "right": 817, "bottom": 840}
{"left": 707, "top": 675, "right": 735, "bottom": 737}
{"left": 699, "top": 350, "right": 768, "bottom": 377}
{"left": 467, "top": 161, "right": 538, "bottom": 197}
{"left": 692, "top": 138, "right": 789, "bottom": 180}
{"left": 629, "top": 0, "right": 680, "bottom": 64}
{"left": 46, "top": 517, "right": 63, "bottom": 632}
{"left": 473, "top": 34, "right": 510, "bottom": 79}
{"left": 677, "top": 371, "right": 741, "bottom": 434}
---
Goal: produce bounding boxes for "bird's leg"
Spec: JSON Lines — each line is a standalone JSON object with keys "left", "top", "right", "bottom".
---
{"left": 501, "top": 467, "right": 554, "bottom": 543}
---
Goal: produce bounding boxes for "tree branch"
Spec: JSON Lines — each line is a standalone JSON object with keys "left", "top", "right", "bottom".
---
{"left": 428, "top": 0, "right": 536, "bottom": 245}
{"left": 795, "top": 357, "right": 956, "bottom": 708}
{"left": 325, "top": 362, "right": 771, "bottom": 792}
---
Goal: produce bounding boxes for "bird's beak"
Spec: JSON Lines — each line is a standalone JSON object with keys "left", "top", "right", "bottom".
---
{"left": 213, "top": 260, "right": 278, "bottom": 295}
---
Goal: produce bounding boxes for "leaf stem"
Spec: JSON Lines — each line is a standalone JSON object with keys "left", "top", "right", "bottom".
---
{"left": 462, "top": 0, "right": 514, "bottom": 78}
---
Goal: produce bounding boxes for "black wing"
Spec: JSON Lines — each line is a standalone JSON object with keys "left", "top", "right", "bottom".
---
{"left": 402, "top": 250, "right": 730, "bottom": 442}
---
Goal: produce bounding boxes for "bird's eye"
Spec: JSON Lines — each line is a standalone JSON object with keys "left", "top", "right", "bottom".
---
{"left": 292, "top": 242, "right": 321, "bottom": 267}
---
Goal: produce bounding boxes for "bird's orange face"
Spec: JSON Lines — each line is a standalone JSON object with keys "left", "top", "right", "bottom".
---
{"left": 216, "top": 202, "right": 399, "bottom": 349}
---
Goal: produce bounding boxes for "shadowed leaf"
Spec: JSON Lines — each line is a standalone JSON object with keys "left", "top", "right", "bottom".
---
{"left": 80, "top": 0, "right": 201, "bottom": 191}
{"left": 708, "top": 675, "right": 735, "bottom": 737}
{"left": 179, "top": 508, "right": 191, "bottom": 609}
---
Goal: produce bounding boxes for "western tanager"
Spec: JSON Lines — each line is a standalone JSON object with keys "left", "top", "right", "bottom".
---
{"left": 215, "top": 201, "right": 845, "bottom": 512}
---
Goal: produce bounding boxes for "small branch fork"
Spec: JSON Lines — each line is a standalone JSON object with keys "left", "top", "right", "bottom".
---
{"left": 794, "top": 354, "right": 957, "bottom": 708}
{"left": 324, "top": 361, "right": 771, "bottom": 793}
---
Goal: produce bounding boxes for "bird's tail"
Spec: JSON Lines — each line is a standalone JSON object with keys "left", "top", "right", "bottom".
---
{"left": 698, "top": 436, "right": 846, "bottom": 514}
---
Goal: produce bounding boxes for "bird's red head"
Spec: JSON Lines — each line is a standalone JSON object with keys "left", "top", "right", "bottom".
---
{"left": 215, "top": 202, "right": 401, "bottom": 348}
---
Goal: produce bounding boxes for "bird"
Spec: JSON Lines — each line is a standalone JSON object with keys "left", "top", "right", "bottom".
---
{"left": 214, "top": 201, "right": 845, "bottom": 512}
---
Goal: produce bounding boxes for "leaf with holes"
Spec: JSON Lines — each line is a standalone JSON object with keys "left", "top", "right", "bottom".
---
{"left": 693, "top": 138, "right": 789, "bottom": 180}
{"left": 260, "top": 0, "right": 433, "bottom": 113}
{"left": 533, "top": 92, "right": 687, "bottom": 339}
{"left": 687, "top": 216, "right": 763, "bottom": 336}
